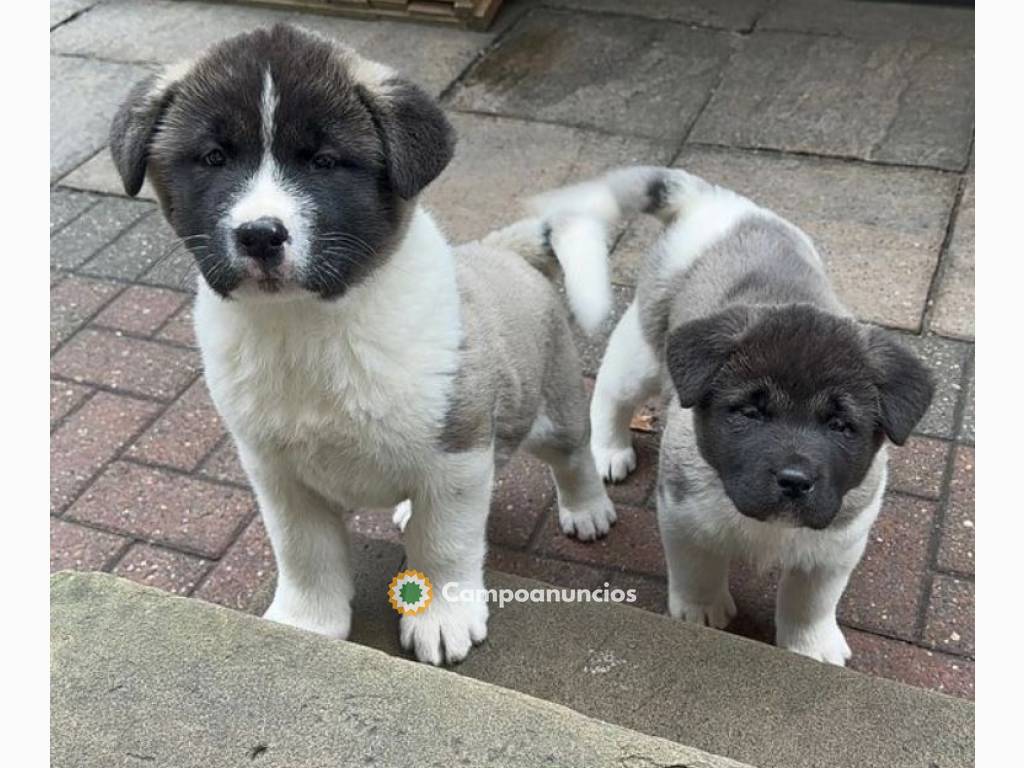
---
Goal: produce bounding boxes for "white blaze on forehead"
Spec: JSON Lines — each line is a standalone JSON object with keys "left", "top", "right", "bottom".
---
{"left": 227, "top": 70, "right": 311, "bottom": 265}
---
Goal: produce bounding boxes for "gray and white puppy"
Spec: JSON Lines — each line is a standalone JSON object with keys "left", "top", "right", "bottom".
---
{"left": 531, "top": 167, "right": 933, "bottom": 665}
{"left": 109, "top": 24, "right": 615, "bottom": 665}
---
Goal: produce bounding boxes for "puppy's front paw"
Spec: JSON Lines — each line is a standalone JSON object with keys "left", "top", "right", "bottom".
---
{"left": 668, "top": 588, "right": 737, "bottom": 630}
{"left": 558, "top": 496, "right": 617, "bottom": 541}
{"left": 391, "top": 500, "right": 412, "bottom": 532}
{"left": 264, "top": 598, "right": 352, "bottom": 640}
{"left": 399, "top": 587, "right": 488, "bottom": 666}
{"left": 779, "top": 621, "right": 852, "bottom": 666}
{"left": 591, "top": 443, "right": 637, "bottom": 483}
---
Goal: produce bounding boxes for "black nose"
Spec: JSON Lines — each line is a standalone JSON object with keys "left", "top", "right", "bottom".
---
{"left": 235, "top": 217, "right": 288, "bottom": 262}
{"left": 777, "top": 467, "right": 815, "bottom": 498}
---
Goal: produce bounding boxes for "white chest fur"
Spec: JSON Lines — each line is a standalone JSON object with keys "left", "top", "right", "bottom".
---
{"left": 194, "top": 208, "right": 462, "bottom": 508}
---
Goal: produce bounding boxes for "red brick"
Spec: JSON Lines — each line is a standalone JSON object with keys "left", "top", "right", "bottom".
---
{"left": 726, "top": 560, "right": 779, "bottom": 645}
{"left": 936, "top": 447, "right": 974, "bottom": 575}
{"left": 50, "top": 392, "right": 160, "bottom": 513}
{"left": 487, "top": 547, "right": 606, "bottom": 589}
{"left": 50, "top": 380, "right": 92, "bottom": 428}
{"left": 50, "top": 275, "right": 121, "bottom": 350}
{"left": 112, "top": 542, "right": 211, "bottom": 595}
{"left": 199, "top": 438, "right": 248, "bottom": 486}
{"left": 887, "top": 436, "right": 950, "bottom": 499}
{"left": 128, "top": 379, "right": 225, "bottom": 471}
{"left": 50, "top": 519, "right": 128, "bottom": 572}
{"left": 155, "top": 304, "right": 196, "bottom": 346}
{"left": 847, "top": 629, "right": 974, "bottom": 700}
{"left": 488, "top": 453, "right": 556, "bottom": 547}
{"left": 194, "top": 517, "right": 275, "bottom": 613}
{"left": 923, "top": 575, "right": 974, "bottom": 656}
{"left": 535, "top": 504, "right": 665, "bottom": 576}
{"left": 606, "top": 431, "right": 659, "bottom": 507}
{"left": 839, "top": 494, "right": 937, "bottom": 641}
{"left": 51, "top": 328, "right": 200, "bottom": 401}
{"left": 65, "top": 462, "right": 255, "bottom": 558}
{"left": 94, "top": 285, "right": 188, "bottom": 336}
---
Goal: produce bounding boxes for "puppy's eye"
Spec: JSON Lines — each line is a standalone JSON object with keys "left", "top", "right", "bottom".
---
{"left": 828, "top": 417, "right": 854, "bottom": 435}
{"left": 201, "top": 149, "right": 226, "bottom": 167}
{"left": 738, "top": 404, "right": 766, "bottom": 421}
{"left": 312, "top": 153, "right": 337, "bottom": 170}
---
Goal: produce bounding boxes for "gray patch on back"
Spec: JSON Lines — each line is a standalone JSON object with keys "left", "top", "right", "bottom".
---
{"left": 637, "top": 214, "right": 845, "bottom": 357}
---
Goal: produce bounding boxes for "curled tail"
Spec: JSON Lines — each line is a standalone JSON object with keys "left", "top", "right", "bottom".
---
{"left": 481, "top": 166, "right": 714, "bottom": 335}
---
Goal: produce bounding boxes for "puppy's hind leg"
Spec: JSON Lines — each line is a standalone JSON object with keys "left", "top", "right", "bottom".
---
{"left": 526, "top": 337, "right": 616, "bottom": 541}
{"left": 591, "top": 300, "right": 661, "bottom": 482}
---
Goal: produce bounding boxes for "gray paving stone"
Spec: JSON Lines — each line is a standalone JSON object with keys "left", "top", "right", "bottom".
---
{"left": 50, "top": 0, "right": 98, "bottom": 28}
{"left": 760, "top": 0, "right": 974, "bottom": 46}
{"left": 930, "top": 178, "right": 974, "bottom": 339}
{"left": 691, "top": 32, "right": 974, "bottom": 171}
{"left": 450, "top": 9, "right": 734, "bottom": 141}
{"left": 59, "top": 147, "right": 157, "bottom": 201}
{"left": 50, "top": 196, "right": 154, "bottom": 270}
{"left": 50, "top": 0, "right": 492, "bottom": 97}
{"left": 141, "top": 244, "right": 199, "bottom": 294}
{"left": 423, "top": 112, "right": 673, "bottom": 243}
{"left": 664, "top": 146, "right": 958, "bottom": 329}
{"left": 896, "top": 332, "right": 970, "bottom": 440}
{"left": 79, "top": 211, "right": 178, "bottom": 281}
{"left": 50, "top": 55, "right": 152, "bottom": 181}
{"left": 959, "top": 364, "right": 974, "bottom": 443}
{"left": 536, "top": 0, "right": 768, "bottom": 29}
{"left": 50, "top": 189, "right": 98, "bottom": 234}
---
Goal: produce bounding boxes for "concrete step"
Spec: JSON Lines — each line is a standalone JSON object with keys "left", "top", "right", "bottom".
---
{"left": 251, "top": 536, "right": 974, "bottom": 768}
{"left": 51, "top": 571, "right": 749, "bottom": 768}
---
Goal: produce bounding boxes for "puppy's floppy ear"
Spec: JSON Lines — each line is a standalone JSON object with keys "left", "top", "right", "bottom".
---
{"left": 666, "top": 306, "right": 754, "bottom": 408}
{"left": 865, "top": 328, "right": 935, "bottom": 445}
{"left": 110, "top": 73, "right": 176, "bottom": 197}
{"left": 358, "top": 79, "right": 455, "bottom": 200}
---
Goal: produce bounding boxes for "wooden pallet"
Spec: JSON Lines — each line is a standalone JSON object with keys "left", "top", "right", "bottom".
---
{"left": 222, "top": 0, "right": 505, "bottom": 30}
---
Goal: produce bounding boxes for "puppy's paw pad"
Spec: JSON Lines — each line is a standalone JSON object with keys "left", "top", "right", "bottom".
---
{"left": 591, "top": 444, "right": 637, "bottom": 483}
{"left": 668, "top": 590, "right": 737, "bottom": 630}
{"left": 781, "top": 622, "right": 852, "bottom": 667}
{"left": 559, "top": 497, "right": 617, "bottom": 541}
{"left": 399, "top": 591, "right": 488, "bottom": 666}
{"left": 391, "top": 500, "right": 412, "bottom": 532}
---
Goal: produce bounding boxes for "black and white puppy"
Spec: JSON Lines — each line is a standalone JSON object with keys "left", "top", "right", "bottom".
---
{"left": 531, "top": 167, "right": 934, "bottom": 665}
{"left": 110, "top": 25, "right": 616, "bottom": 665}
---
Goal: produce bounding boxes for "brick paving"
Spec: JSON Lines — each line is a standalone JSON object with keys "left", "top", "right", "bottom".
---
{"left": 49, "top": 0, "right": 975, "bottom": 700}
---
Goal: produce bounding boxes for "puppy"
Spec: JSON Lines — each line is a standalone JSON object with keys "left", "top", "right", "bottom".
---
{"left": 109, "top": 24, "right": 616, "bottom": 665}
{"left": 531, "top": 167, "right": 934, "bottom": 665}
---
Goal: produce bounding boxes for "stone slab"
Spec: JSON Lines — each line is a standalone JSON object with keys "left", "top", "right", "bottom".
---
{"left": 52, "top": 572, "right": 749, "bottom": 768}
{"left": 50, "top": 0, "right": 97, "bottom": 28}
{"left": 251, "top": 535, "right": 973, "bottom": 768}
{"left": 691, "top": 31, "right": 974, "bottom": 171}
{"left": 896, "top": 332, "right": 970, "bottom": 439}
{"left": 760, "top": 0, "right": 974, "bottom": 46}
{"left": 50, "top": 0, "right": 491, "bottom": 97}
{"left": 930, "top": 177, "right": 974, "bottom": 339}
{"left": 657, "top": 146, "right": 959, "bottom": 329}
{"left": 423, "top": 112, "right": 672, "bottom": 243}
{"left": 450, "top": 8, "right": 733, "bottom": 141}
{"left": 60, "top": 147, "right": 158, "bottom": 201}
{"left": 537, "top": 0, "right": 768, "bottom": 29}
{"left": 50, "top": 55, "right": 153, "bottom": 181}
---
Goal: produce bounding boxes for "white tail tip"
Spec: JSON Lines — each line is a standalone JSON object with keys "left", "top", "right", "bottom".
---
{"left": 550, "top": 216, "right": 612, "bottom": 336}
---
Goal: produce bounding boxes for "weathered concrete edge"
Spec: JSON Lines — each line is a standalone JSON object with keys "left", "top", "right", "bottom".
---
{"left": 51, "top": 571, "right": 753, "bottom": 768}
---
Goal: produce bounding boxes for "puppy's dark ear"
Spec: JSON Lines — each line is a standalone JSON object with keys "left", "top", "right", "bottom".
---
{"left": 110, "top": 74, "right": 175, "bottom": 197}
{"left": 666, "top": 307, "right": 754, "bottom": 408}
{"left": 866, "top": 329, "right": 935, "bottom": 445}
{"left": 359, "top": 80, "right": 455, "bottom": 200}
